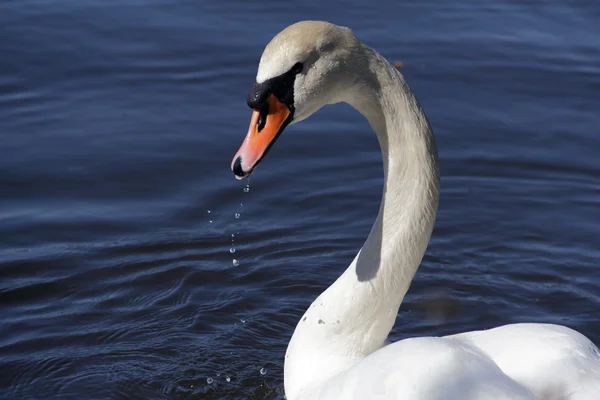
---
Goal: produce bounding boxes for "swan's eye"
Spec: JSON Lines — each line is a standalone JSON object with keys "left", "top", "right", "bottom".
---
{"left": 292, "top": 62, "right": 303, "bottom": 74}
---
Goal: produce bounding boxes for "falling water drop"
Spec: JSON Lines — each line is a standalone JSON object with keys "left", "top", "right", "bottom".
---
{"left": 260, "top": 367, "right": 267, "bottom": 375}
{"left": 207, "top": 377, "right": 213, "bottom": 384}
{"left": 225, "top": 376, "right": 231, "bottom": 383}
{"left": 231, "top": 183, "right": 245, "bottom": 271}
{"left": 230, "top": 231, "right": 236, "bottom": 256}
{"left": 209, "top": 220, "right": 213, "bottom": 223}
{"left": 207, "top": 210, "right": 211, "bottom": 214}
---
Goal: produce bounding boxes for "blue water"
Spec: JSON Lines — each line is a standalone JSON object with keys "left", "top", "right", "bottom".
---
{"left": 1, "top": 1, "right": 599, "bottom": 399}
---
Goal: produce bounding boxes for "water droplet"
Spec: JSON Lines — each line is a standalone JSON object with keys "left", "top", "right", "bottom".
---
{"left": 241, "top": 318, "right": 246, "bottom": 323}
{"left": 225, "top": 376, "right": 231, "bottom": 382}
{"left": 232, "top": 259, "right": 239, "bottom": 266}
{"left": 207, "top": 210, "right": 211, "bottom": 214}
{"left": 229, "top": 247, "right": 236, "bottom": 254}
{"left": 209, "top": 220, "right": 213, "bottom": 223}
{"left": 207, "top": 377, "right": 213, "bottom": 384}
{"left": 234, "top": 213, "right": 240, "bottom": 219}
{"left": 216, "top": 372, "right": 221, "bottom": 377}
{"left": 240, "top": 202, "right": 244, "bottom": 207}
{"left": 243, "top": 186, "right": 250, "bottom": 193}
{"left": 260, "top": 367, "right": 267, "bottom": 375}
{"left": 231, "top": 233, "right": 235, "bottom": 238}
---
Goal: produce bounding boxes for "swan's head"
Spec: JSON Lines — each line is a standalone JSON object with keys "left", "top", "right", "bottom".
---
{"left": 231, "top": 21, "right": 360, "bottom": 179}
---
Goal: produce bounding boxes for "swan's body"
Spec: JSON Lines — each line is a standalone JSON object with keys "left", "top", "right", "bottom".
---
{"left": 300, "top": 323, "right": 600, "bottom": 399}
{"left": 231, "top": 21, "right": 600, "bottom": 400}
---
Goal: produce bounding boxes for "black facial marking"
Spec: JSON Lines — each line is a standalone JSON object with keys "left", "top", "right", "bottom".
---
{"left": 247, "top": 62, "right": 304, "bottom": 112}
{"left": 291, "top": 62, "right": 303, "bottom": 74}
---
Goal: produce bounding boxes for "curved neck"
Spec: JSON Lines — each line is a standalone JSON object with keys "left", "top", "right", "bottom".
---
{"left": 284, "top": 46, "right": 440, "bottom": 400}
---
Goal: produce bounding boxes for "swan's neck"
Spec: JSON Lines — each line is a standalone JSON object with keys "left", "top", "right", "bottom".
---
{"left": 284, "top": 47, "right": 440, "bottom": 399}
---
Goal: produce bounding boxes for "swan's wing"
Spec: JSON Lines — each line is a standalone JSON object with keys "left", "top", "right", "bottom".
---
{"left": 307, "top": 323, "right": 600, "bottom": 400}
{"left": 450, "top": 323, "right": 600, "bottom": 399}
{"left": 309, "top": 336, "right": 535, "bottom": 400}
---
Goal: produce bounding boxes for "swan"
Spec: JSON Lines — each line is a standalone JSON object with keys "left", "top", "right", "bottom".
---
{"left": 230, "top": 21, "right": 600, "bottom": 400}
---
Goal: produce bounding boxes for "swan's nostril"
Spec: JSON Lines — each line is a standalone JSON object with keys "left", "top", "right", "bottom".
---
{"left": 257, "top": 102, "right": 269, "bottom": 132}
{"left": 232, "top": 156, "right": 246, "bottom": 178}
{"left": 257, "top": 111, "right": 266, "bottom": 132}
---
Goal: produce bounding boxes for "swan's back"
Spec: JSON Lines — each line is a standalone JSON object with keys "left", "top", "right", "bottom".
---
{"left": 302, "top": 324, "right": 600, "bottom": 400}
{"left": 453, "top": 323, "right": 600, "bottom": 399}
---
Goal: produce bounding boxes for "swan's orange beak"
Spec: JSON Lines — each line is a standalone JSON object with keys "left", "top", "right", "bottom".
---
{"left": 231, "top": 94, "right": 291, "bottom": 179}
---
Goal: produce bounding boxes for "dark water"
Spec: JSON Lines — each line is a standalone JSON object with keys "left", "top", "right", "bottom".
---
{"left": 1, "top": 1, "right": 600, "bottom": 399}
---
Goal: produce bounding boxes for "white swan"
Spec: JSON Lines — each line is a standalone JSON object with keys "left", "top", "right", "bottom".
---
{"left": 230, "top": 21, "right": 600, "bottom": 400}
